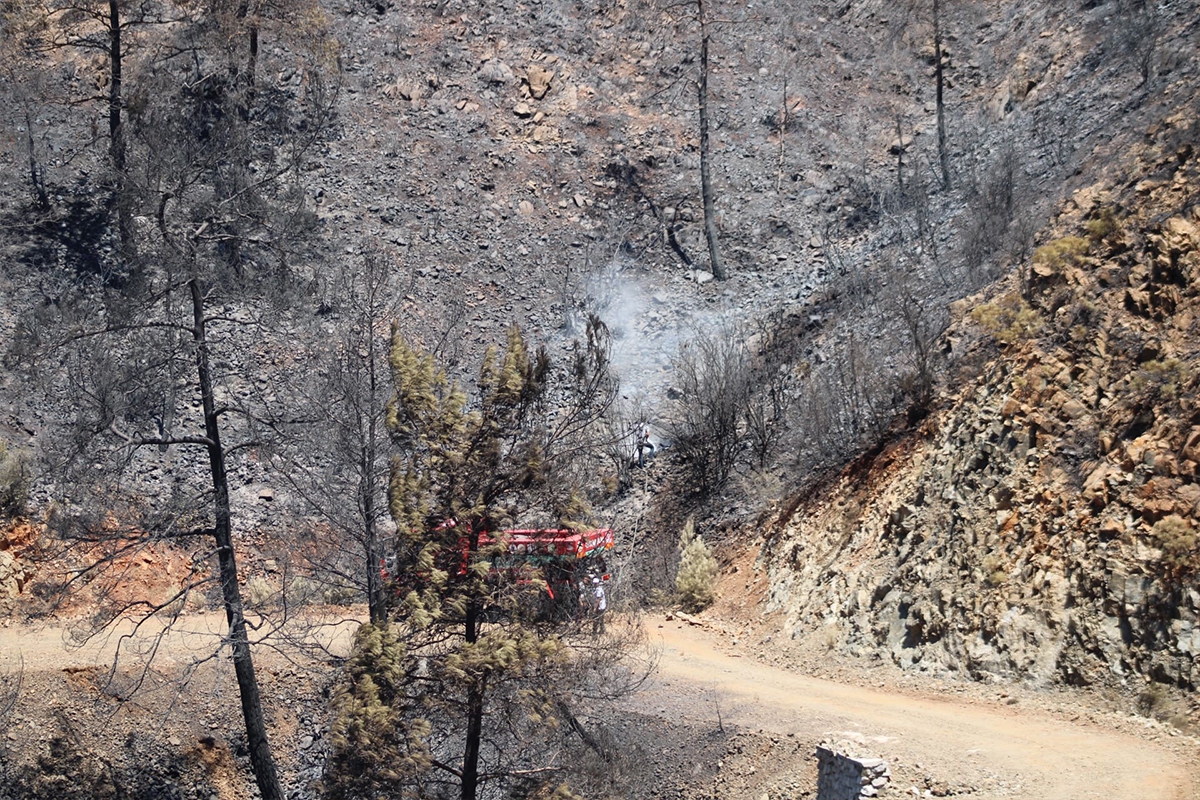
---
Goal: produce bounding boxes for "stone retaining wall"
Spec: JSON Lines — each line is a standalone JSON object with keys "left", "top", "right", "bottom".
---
{"left": 816, "top": 747, "right": 891, "bottom": 799}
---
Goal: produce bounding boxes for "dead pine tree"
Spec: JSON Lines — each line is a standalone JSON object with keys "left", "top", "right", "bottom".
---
{"left": 655, "top": 0, "right": 730, "bottom": 280}
{"left": 29, "top": 251, "right": 291, "bottom": 800}
{"left": 696, "top": 0, "right": 726, "bottom": 280}
{"left": 0, "top": 61, "right": 51, "bottom": 213}
{"left": 186, "top": 271, "right": 284, "bottom": 800}
{"left": 895, "top": 0, "right": 953, "bottom": 189}
{"left": 34, "top": 0, "right": 160, "bottom": 256}
{"left": 270, "top": 250, "right": 400, "bottom": 626}
{"left": 775, "top": 77, "right": 789, "bottom": 198}
{"left": 204, "top": 0, "right": 327, "bottom": 115}
{"left": 14, "top": 8, "right": 337, "bottom": 799}
{"left": 932, "top": 0, "right": 950, "bottom": 189}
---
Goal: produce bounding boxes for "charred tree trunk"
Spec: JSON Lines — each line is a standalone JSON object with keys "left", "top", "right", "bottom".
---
{"left": 191, "top": 278, "right": 284, "bottom": 800}
{"left": 248, "top": 25, "right": 258, "bottom": 87}
{"left": 362, "top": 457, "right": 383, "bottom": 623}
{"left": 23, "top": 107, "right": 49, "bottom": 212}
{"left": 107, "top": 0, "right": 123, "bottom": 172}
{"left": 933, "top": 0, "right": 950, "bottom": 190}
{"left": 363, "top": 322, "right": 384, "bottom": 624}
{"left": 236, "top": 1, "right": 259, "bottom": 112}
{"left": 697, "top": 0, "right": 726, "bottom": 281}
{"left": 460, "top": 528, "right": 485, "bottom": 800}
{"left": 107, "top": 1, "right": 135, "bottom": 257}
{"left": 461, "top": 677, "right": 486, "bottom": 800}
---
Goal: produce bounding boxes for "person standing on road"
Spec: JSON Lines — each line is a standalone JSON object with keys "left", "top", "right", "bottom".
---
{"left": 591, "top": 577, "right": 607, "bottom": 634}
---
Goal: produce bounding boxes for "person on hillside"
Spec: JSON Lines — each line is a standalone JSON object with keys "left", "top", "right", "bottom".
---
{"left": 636, "top": 426, "right": 655, "bottom": 468}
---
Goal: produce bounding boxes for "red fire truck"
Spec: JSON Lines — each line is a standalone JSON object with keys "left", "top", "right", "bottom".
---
{"left": 485, "top": 527, "right": 614, "bottom": 619}
{"left": 384, "top": 524, "right": 614, "bottom": 620}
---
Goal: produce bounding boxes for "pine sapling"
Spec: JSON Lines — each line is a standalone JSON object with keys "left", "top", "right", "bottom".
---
{"left": 676, "top": 518, "right": 718, "bottom": 613}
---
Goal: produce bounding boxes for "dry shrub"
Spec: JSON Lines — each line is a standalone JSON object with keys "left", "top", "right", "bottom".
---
{"left": 322, "top": 583, "right": 362, "bottom": 606}
{"left": 794, "top": 332, "right": 894, "bottom": 466}
{"left": 244, "top": 576, "right": 276, "bottom": 607}
{"left": 1137, "top": 682, "right": 1170, "bottom": 719}
{"left": 1033, "top": 236, "right": 1089, "bottom": 272}
{"left": 1152, "top": 515, "right": 1198, "bottom": 576}
{"left": 982, "top": 553, "right": 1007, "bottom": 587}
{"left": 287, "top": 575, "right": 321, "bottom": 606}
{"left": 159, "top": 591, "right": 187, "bottom": 618}
{"left": 0, "top": 442, "right": 30, "bottom": 520}
{"left": 969, "top": 293, "right": 1043, "bottom": 344}
{"left": 816, "top": 625, "right": 840, "bottom": 653}
{"left": 1085, "top": 208, "right": 1119, "bottom": 243}
{"left": 1131, "top": 358, "right": 1193, "bottom": 403}
{"left": 644, "top": 587, "right": 675, "bottom": 610}
{"left": 961, "top": 145, "right": 1018, "bottom": 284}
{"left": 666, "top": 329, "right": 749, "bottom": 496}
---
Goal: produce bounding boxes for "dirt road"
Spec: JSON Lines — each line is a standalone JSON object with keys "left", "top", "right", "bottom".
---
{"left": 642, "top": 615, "right": 1196, "bottom": 800}
{"left": 0, "top": 612, "right": 360, "bottom": 673}
{"left": 2, "top": 613, "right": 1195, "bottom": 799}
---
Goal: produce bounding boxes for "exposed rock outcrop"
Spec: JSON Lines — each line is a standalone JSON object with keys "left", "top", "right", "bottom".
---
{"left": 765, "top": 116, "right": 1200, "bottom": 690}
{"left": 0, "top": 522, "right": 36, "bottom": 610}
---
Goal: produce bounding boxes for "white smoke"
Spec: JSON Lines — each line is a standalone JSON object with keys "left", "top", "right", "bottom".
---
{"left": 578, "top": 259, "right": 727, "bottom": 447}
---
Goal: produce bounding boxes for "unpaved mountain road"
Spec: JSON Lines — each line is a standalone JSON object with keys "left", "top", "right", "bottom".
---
{"left": 0, "top": 612, "right": 360, "bottom": 674}
{"left": 2, "top": 613, "right": 1196, "bottom": 799}
{"left": 641, "top": 615, "right": 1197, "bottom": 800}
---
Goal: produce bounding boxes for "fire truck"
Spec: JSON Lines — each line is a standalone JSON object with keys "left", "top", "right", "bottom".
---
{"left": 484, "top": 527, "right": 614, "bottom": 619}
{"left": 384, "top": 525, "right": 614, "bottom": 620}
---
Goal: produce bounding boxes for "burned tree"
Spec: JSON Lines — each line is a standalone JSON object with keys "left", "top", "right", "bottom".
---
{"left": 17, "top": 10, "right": 336, "bottom": 800}
{"left": 932, "top": 0, "right": 950, "bottom": 189}
{"left": 665, "top": 326, "right": 750, "bottom": 495}
{"left": 696, "top": 0, "right": 726, "bottom": 280}
{"left": 270, "top": 251, "right": 400, "bottom": 626}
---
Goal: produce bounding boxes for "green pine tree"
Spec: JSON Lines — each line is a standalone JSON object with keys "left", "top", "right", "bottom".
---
{"left": 358, "top": 319, "right": 616, "bottom": 800}
{"left": 676, "top": 518, "right": 718, "bottom": 613}
{"left": 326, "top": 624, "right": 431, "bottom": 800}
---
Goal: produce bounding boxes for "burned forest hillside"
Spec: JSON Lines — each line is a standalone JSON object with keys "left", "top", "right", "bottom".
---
{"left": 1, "top": 1, "right": 1200, "bottom": 799}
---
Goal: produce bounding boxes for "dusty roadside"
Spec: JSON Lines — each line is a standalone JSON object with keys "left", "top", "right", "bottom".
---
{"left": 1, "top": 611, "right": 1196, "bottom": 799}
{"left": 639, "top": 612, "right": 1197, "bottom": 799}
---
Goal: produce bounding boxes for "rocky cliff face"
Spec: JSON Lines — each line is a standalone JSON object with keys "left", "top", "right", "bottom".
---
{"left": 0, "top": 522, "right": 37, "bottom": 612}
{"left": 763, "top": 112, "right": 1200, "bottom": 691}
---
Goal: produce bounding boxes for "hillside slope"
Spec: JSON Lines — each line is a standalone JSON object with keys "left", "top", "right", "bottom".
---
{"left": 761, "top": 108, "right": 1200, "bottom": 700}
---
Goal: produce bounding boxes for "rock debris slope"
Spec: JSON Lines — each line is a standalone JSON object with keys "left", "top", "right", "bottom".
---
{"left": 764, "top": 111, "right": 1200, "bottom": 693}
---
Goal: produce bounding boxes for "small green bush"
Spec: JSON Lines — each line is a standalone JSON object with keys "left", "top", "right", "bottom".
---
{"left": 969, "top": 294, "right": 1043, "bottom": 344}
{"left": 1085, "top": 208, "right": 1119, "bottom": 243}
{"left": 0, "top": 442, "right": 30, "bottom": 520}
{"left": 675, "top": 519, "right": 718, "bottom": 613}
{"left": 1033, "top": 236, "right": 1089, "bottom": 272}
{"left": 244, "top": 576, "right": 276, "bottom": 607}
{"left": 1153, "top": 515, "right": 1198, "bottom": 576}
